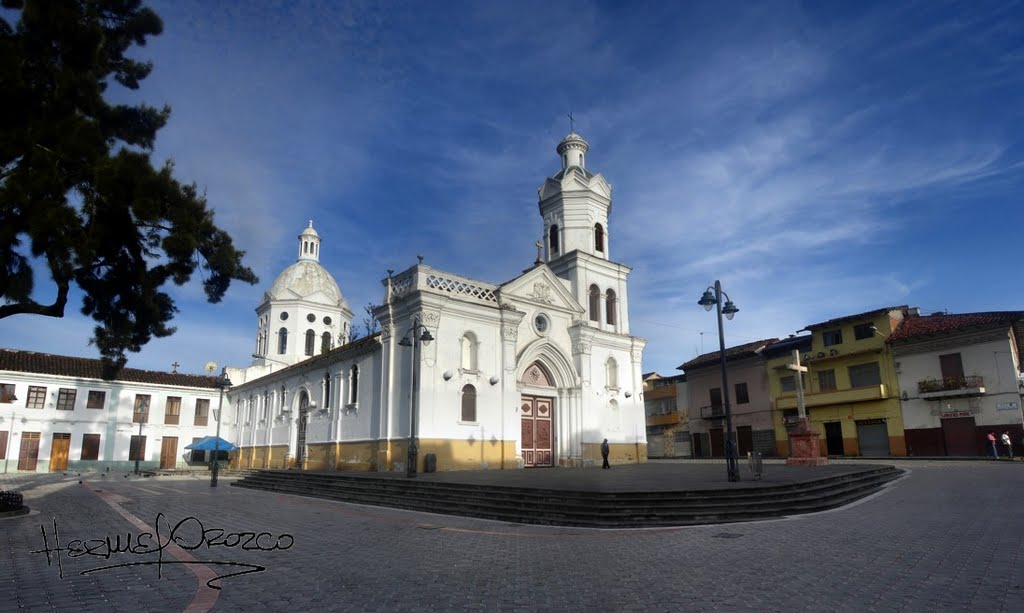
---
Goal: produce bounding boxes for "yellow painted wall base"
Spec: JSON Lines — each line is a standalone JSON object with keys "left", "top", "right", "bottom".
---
{"left": 234, "top": 439, "right": 651, "bottom": 471}
{"left": 583, "top": 442, "right": 647, "bottom": 466}
{"left": 399, "top": 438, "right": 518, "bottom": 471}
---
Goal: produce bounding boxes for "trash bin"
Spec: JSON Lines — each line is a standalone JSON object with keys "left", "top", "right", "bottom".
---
{"left": 747, "top": 451, "right": 764, "bottom": 480}
{"left": 424, "top": 453, "right": 437, "bottom": 473}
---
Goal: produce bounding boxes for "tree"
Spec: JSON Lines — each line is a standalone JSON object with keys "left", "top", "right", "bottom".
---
{"left": 350, "top": 303, "right": 379, "bottom": 341}
{"left": 0, "top": 0, "right": 258, "bottom": 376}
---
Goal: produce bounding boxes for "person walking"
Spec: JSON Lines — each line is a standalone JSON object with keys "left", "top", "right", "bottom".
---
{"left": 987, "top": 432, "right": 999, "bottom": 459}
{"left": 600, "top": 438, "right": 610, "bottom": 469}
{"left": 1001, "top": 432, "right": 1014, "bottom": 460}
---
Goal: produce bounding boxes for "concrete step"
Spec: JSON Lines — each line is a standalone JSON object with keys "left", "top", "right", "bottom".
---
{"left": 231, "top": 466, "right": 901, "bottom": 527}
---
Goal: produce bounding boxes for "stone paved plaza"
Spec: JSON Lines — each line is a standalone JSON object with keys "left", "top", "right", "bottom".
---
{"left": 2, "top": 460, "right": 1022, "bottom": 612}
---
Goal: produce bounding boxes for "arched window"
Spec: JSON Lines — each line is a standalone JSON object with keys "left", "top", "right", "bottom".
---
{"left": 461, "top": 384, "right": 477, "bottom": 422}
{"left": 323, "top": 372, "right": 331, "bottom": 409}
{"left": 549, "top": 224, "right": 560, "bottom": 256}
{"left": 321, "top": 332, "right": 332, "bottom": 354}
{"left": 605, "top": 289, "right": 617, "bottom": 326}
{"left": 461, "top": 332, "right": 477, "bottom": 371}
{"left": 594, "top": 223, "right": 605, "bottom": 252}
{"left": 349, "top": 365, "right": 359, "bottom": 404}
{"left": 606, "top": 357, "right": 619, "bottom": 389}
{"left": 278, "top": 328, "right": 288, "bottom": 354}
{"left": 305, "top": 329, "right": 315, "bottom": 356}
{"left": 589, "top": 285, "right": 601, "bottom": 322}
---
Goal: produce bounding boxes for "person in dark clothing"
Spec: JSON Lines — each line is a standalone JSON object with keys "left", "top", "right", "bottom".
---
{"left": 601, "top": 438, "right": 610, "bottom": 469}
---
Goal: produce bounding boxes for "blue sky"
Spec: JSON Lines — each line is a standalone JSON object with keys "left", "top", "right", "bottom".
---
{"left": 3, "top": 0, "right": 1024, "bottom": 376}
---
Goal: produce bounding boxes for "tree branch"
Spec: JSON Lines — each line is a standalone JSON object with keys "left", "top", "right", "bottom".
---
{"left": 0, "top": 279, "right": 69, "bottom": 319}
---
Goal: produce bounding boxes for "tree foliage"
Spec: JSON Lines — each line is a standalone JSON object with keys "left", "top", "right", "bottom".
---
{"left": 0, "top": 0, "right": 258, "bottom": 376}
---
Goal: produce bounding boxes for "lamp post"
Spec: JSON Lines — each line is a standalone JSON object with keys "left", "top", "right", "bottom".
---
{"left": 698, "top": 280, "right": 741, "bottom": 482}
{"left": 398, "top": 321, "right": 434, "bottom": 477}
{"left": 134, "top": 397, "right": 148, "bottom": 475}
{"left": 3, "top": 393, "right": 18, "bottom": 474}
{"left": 211, "top": 370, "right": 233, "bottom": 487}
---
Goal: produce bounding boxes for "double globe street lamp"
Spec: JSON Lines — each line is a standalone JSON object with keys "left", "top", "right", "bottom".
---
{"left": 698, "top": 280, "right": 741, "bottom": 482}
{"left": 398, "top": 322, "right": 434, "bottom": 478}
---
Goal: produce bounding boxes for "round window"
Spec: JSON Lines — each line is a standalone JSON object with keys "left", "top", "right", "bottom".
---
{"left": 307, "top": 313, "right": 316, "bottom": 323}
{"left": 323, "top": 316, "right": 332, "bottom": 325}
{"left": 280, "top": 312, "right": 289, "bottom": 321}
{"left": 534, "top": 314, "right": 549, "bottom": 334}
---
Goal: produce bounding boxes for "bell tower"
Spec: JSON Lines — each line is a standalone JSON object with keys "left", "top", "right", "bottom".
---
{"left": 538, "top": 131, "right": 632, "bottom": 335}
{"left": 539, "top": 132, "right": 612, "bottom": 263}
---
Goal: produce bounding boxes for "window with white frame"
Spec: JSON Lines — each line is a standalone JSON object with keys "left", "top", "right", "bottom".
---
{"left": 349, "top": 365, "right": 359, "bottom": 404}
{"left": 461, "top": 332, "right": 478, "bottom": 371}
{"left": 56, "top": 388, "right": 77, "bottom": 411}
{"left": 26, "top": 386, "right": 45, "bottom": 409}
{"left": 461, "top": 384, "right": 477, "bottom": 422}
{"left": 86, "top": 390, "right": 105, "bottom": 409}
{"left": 606, "top": 357, "right": 618, "bottom": 389}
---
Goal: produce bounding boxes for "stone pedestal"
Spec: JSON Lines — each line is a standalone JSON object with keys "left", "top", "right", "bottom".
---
{"left": 786, "top": 419, "right": 829, "bottom": 466}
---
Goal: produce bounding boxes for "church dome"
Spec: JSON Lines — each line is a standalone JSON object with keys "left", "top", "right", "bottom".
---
{"left": 260, "top": 221, "right": 348, "bottom": 309}
{"left": 265, "top": 260, "right": 348, "bottom": 308}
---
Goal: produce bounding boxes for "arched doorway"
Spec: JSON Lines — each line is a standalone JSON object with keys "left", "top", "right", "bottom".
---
{"left": 520, "top": 362, "right": 556, "bottom": 467}
{"left": 297, "top": 391, "right": 309, "bottom": 468}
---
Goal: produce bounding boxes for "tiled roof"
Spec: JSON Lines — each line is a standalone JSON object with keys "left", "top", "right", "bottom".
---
{"left": 805, "top": 306, "right": 908, "bottom": 330}
{"left": 0, "top": 349, "right": 221, "bottom": 388}
{"left": 888, "top": 312, "right": 1024, "bottom": 342}
{"left": 232, "top": 333, "right": 383, "bottom": 390}
{"left": 677, "top": 338, "right": 779, "bottom": 372}
{"left": 762, "top": 335, "right": 813, "bottom": 358}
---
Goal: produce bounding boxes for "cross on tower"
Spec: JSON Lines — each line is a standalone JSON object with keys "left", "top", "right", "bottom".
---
{"left": 171, "top": 361, "right": 180, "bottom": 373}
{"left": 535, "top": 240, "right": 543, "bottom": 264}
{"left": 567, "top": 112, "right": 575, "bottom": 133}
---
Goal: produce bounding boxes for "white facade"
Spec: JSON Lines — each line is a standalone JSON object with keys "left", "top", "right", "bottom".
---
{"left": 251, "top": 221, "right": 354, "bottom": 374}
{"left": 0, "top": 352, "right": 227, "bottom": 473}
{"left": 894, "top": 326, "right": 1023, "bottom": 429}
{"left": 227, "top": 132, "right": 649, "bottom": 471}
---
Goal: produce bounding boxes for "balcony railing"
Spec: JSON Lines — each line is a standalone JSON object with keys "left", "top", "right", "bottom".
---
{"left": 776, "top": 384, "right": 888, "bottom": 409}
{"left": 700, "top": 405, "right": 725, "bottom": 419}
{"left": 918, "top": 375, "right": 984, "bottom": 394}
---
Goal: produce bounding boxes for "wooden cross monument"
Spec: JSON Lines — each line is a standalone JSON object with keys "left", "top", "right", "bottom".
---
{"left": 785, "top": 349, "right": 828, "bottom": 466}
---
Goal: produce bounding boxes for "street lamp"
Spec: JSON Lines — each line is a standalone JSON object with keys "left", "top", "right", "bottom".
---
{"left": 211, "top": 370, "right": 233, "bottom": 487}
{"left": 134, "top": 397, "right": 149, "bottom": 476}
{"left": 698, "top": 280, "right": 741, "bottom": 482}
{"left": 398, "top": 321, "right": 434, "bottom": 477}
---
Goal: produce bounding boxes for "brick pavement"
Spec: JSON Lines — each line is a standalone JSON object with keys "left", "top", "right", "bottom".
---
{"left": 2, "top": 460, "right": 1023, "bottom": 612}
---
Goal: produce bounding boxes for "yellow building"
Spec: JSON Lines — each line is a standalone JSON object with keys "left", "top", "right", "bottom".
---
{"left": 643, "top": 373, "right": 688, "bottom": 457}
{"left": 768, "top": 306, "right": 914, "bottom": 457}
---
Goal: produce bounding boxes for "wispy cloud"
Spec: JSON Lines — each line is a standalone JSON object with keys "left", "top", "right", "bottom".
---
{"left": 4, "top": 0, "right": 1023, "bottom": 377}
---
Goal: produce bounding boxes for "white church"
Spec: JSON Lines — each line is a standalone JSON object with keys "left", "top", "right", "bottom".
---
{"left": 225, "top": 131, "right": 648, "bottom": 472}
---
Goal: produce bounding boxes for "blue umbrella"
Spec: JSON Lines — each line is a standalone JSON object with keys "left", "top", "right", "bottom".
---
{"left": 185, "top": 436, "right": 239, "bottom": 452}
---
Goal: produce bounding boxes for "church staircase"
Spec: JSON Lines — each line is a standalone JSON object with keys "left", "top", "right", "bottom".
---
{"left": 231, "top": 466, "right": 902, "bottom": 528}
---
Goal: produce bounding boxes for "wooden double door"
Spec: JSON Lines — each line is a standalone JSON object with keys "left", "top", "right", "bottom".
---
{"left": 160, "top": 437, "right": 178, "bottom": 469}
{"left": 48, "top": 433, "right": 71, "bottom": 472}
{"left": 18, "top": 432, "right": 41, "bottom": 471}
{"left": 521, "top": 395, "right": 553, "bottom": 467}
